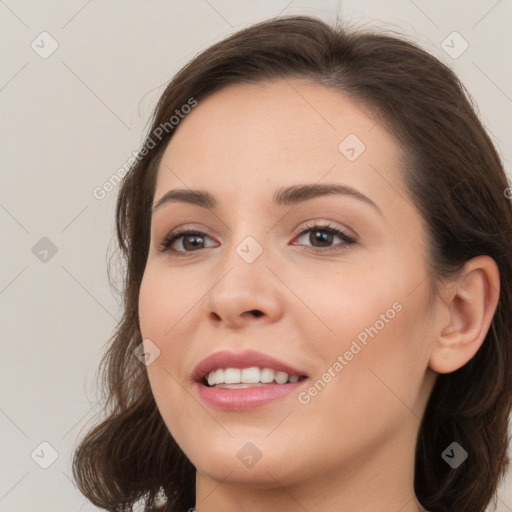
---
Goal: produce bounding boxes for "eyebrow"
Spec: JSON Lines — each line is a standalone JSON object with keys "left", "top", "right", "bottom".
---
{"left": 152, "top": 183, "right": 383, "bottom": 216}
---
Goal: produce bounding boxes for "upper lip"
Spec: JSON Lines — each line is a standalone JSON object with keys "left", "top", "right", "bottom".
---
{"left": 191, "top": 349, "right": 309, "bottom": 383}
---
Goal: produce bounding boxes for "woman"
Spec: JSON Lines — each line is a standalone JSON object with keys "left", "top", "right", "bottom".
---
{"left": 72, "top": 15, "right": 512, "bottom": 512}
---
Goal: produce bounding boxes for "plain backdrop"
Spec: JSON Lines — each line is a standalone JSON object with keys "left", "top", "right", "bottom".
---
{"left": 1, "top": 1, "right": 511, "bottom": 511}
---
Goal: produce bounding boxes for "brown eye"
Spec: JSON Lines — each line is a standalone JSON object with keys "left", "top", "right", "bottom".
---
{"left": 159, "top": 230, "right": 217, "bottom": 254}
{"left": 293, "top": 223, "right": 356, "bottom": 252}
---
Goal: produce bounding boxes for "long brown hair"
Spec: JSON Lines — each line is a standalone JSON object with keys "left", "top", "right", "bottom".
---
{"left": 72, "top": 15, "right": 512, "bottom": 512}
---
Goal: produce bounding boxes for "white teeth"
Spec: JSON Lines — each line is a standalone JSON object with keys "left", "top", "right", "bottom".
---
{"left": 260, "top": 368, "right": 275, "bottom": 383}
{"left": 214, "top": 369, "right": 224, "bottom": 384}
{"left": 205, "top": 367, "right": 303, "bottom": 386}
{"left": 224, "top": 368, "right": 241, "bottom": 384}
{"left": 241, "top": 367, "right": 260, "bottom": 383}
{"left": 275, "top": 371, "right": 289, "bottom": 384}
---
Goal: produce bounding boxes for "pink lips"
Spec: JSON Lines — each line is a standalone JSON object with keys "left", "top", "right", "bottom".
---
{"left": 191, "top": 349, "right": 309, "bottom": 411}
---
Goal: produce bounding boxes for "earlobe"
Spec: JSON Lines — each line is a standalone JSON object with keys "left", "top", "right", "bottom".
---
{"left": 429, "top": 255, "right": 500, "bottom": 374}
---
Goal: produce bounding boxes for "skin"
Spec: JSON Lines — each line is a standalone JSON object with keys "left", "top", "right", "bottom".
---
{"left": 138, "top": 79, "right": 500, "bottom": 512}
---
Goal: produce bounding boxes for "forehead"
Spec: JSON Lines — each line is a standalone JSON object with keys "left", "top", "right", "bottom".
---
{"left": 153, "top": 79, "right": 408, "bottom": 215}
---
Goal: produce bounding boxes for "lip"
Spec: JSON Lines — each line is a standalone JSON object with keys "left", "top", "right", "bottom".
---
{"left": 191, "top": 349, "right": 308, "bottom": 383}
{"left": 194, "top": 380, "right": 307, "bottom": 411}
{"left": 191, "top": 349, "right": 309, "bottom": 411}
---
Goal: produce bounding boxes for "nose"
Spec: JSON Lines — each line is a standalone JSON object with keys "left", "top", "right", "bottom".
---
{"left": 202, "top": 242, "right": 284, "bottom": 330}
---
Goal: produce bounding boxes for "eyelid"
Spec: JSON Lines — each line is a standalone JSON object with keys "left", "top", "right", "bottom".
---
{"left": 293, "top": 219, "right": 357, "bottom": 240}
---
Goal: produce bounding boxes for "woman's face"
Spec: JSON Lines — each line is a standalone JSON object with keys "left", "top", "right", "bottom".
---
{"left": 138, "top": 79, "right": 439, "bottom": 491}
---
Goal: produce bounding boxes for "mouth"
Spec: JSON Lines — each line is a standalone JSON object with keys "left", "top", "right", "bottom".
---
{"left": 192, "top": 349, "right": 309, "bottom": 385}
{"left": 191, "top": 350, "right": 310, "bottom": 410}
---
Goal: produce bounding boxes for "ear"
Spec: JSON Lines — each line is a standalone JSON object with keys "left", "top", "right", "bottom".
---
{"left": 429, "top": 255, "right": 500, "bottom": 374}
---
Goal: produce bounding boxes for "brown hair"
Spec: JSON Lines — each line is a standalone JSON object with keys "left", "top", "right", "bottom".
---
{"left": 72, "top": 15, "right": 512, "bottom": 512}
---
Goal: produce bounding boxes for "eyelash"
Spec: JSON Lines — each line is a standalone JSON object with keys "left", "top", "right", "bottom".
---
{"left": 158, "top": 221, "right": 356, "bottom": 256}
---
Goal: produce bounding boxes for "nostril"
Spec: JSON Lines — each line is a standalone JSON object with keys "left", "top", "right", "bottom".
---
{"left": 250, "top": 310, "right": 264, "bottom": 318}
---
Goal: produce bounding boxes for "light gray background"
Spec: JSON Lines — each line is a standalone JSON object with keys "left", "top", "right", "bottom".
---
{"left": 1, "top": 1, "right": 511, "bottom": 511}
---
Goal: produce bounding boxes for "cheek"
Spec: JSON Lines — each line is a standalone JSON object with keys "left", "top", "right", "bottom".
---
{"left": 138, "top": 269, "right": 190, "bottom": 441}
{"left": 295, "top": 253, "right": 431, "bottom": 407}
{"left": 138, "top": 262, "right": 202, "bottom": 341}
{"left": 138, "top": 260, "right": 215, "bottom": 387}
{"left": 138, "top": 265, "right": 194, "bottom": 402}
{"left": 287, "top": 257, "right": 407, "bottom": 353}
{"left": 313, "top": 285, "right": 431, "bottom": 428}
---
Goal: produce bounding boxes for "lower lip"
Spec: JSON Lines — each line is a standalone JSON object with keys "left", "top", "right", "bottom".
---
{"left": 194, "top": 380, "right": 307, "bottom": 411}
